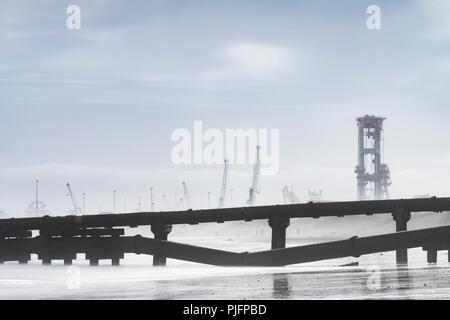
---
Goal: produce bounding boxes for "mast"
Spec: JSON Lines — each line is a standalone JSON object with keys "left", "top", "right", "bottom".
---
{"left": 218, "top": 159, "right": 229, "bottom": 208}
{"left": 66, "top": 183, "right": 81, "bottom": 214}
{"left": 247, "top": 146, "right": 261, "bottom": 206}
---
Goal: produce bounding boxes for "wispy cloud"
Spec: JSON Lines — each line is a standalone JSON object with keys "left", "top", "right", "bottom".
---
{"left": 416, "top": 0, "right": 450, "bottom": 41}
{"left": 201, "top": 42, "right": 295, "bottom": 80}
{"left": 135, "top": 42, "right": 298, "bottom": 88}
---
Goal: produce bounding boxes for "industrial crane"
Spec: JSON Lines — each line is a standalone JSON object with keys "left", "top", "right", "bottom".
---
{"left": 178, "top": 198, "right": 184, "bottom": 209}
{"left": 282, "top": 186, "right": 290, "bottom": 204}
{"left": 218, "top": 159, "right": 229, "bottom": 208}
{"left": 282, "top": 185, "right": 300, "bottom": 204}
{"left": 162, "top": 194, "right": 169, "bottom": 210}
{"left": 182, "top": 181, "right": 191, "bottom": 209}
{"left": 66, "top": 182, "right": 81, "bottom": 215}
{"left": 247, "top": 146, "right": 261, "bottom": 206}
{"left": 150, "top": 187, "right": 155, "bottom": 212}
{"left": 289, "top": 187, "right": 299, "bottom": 203}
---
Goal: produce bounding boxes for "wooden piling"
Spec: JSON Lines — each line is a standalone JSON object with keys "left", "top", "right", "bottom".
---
{"left": 392, "top": 207, "right": 411, "bottom": 264}
{"left": 151, "top": 224, "right": 172, "bottom": 266}
{"left": 427, "top": 249, "right": 437, "bottom": 263}
{"left": 268, "top": 215, "right": 290, "bottom": 250}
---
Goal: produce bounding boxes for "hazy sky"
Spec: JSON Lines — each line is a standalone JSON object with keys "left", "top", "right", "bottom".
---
{"left": 1, "top": 0, "right": 449, "bottom": 216}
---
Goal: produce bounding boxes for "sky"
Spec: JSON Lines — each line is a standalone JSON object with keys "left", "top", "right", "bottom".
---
{"left": 0, "top": 0, "right": 449, "bottom": 216}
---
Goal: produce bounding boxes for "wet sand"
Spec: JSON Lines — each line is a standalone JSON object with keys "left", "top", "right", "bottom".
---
{"left": 0, "top": 241, "right": 448, "bottom": 299}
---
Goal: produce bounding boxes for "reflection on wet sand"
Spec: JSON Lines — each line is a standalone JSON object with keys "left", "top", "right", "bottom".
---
{"left": 0, "top": 247, "right": 449, "bottom": 299}
{"left": 396, "top": 266, "right": 412, "bottom": 291}
{"left": 272, "top": 273, "right": 291, "bottom": 299}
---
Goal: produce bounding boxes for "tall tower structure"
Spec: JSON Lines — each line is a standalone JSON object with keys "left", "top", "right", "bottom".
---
{"left": 355, "top": 115, "right": 391, "bottom": 200}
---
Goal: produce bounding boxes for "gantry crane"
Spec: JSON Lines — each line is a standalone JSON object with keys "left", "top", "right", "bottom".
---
{"left": 150, "top": 187, "right": 155, "bottom": 211}
{"left": 66, "top": 182, "right": 81, "bottom": 215}
{"left": 247, "top": 146, "right": 261, "bottom": 206}
{"left": 282, "top": 185, "right": 300, "bottom": 204}
{"left": 161, "top": 194, "right": 170, "bottom": 210}
{"left": 218, "top": 159, "right": 229, "bottom": 208}
{"left": 182, "top": 181, "right": 191, "bottom": 209}
{"left": 178, "top": 198, "right": 184, "bottom": 209}
{"left": 282, "top": 186, "right": 290, "bottom": 204}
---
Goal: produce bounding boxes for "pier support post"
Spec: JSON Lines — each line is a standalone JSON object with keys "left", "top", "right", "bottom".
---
{"left": 18, "top": 259, "right": 28, "bottom": 265}
{"left": 427, "top": 249, "right": 437, "bottom": 264}
{"left": 268, "top": 216, "right": 290, "bottom": 250}
{"left": 151, "top": 224, "right": 172, "bottom": 266}
{"left": 112, "top": 258, "right": 120, "bottom": 266}
{"left": 64, "top": 259, "right": 72, "bottom": 266}
{"left": 38, "top": 229, "right": 52, "bottom": 265}
{"left": 392, "top": 207, "right": 411, "bottom": 264}
{"left": 89, "top": 258, "right": 99, "bottom": 266}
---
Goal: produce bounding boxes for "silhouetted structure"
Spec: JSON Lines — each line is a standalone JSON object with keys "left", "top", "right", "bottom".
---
{"left": 355, "top": 115, "right": 391, "bottom": 200}
{"left": 1, "top": 197, "right": 449, "bottom": 266}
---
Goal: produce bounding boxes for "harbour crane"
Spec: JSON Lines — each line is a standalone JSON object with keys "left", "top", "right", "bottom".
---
{"left": 282, "top": 186, "right": 290, "bottom": 204}
{"left": 178, "top": 197, "right": 184, "bottom": 209}
{"left": 282, "top": 185, "right": 300, "bottom": 204}
{"left": 162, "top": 194, "right": 169, "bottom": 210}
{"left": 66, "top": 182, "right": 81, "bottom": 215}
{"left": 182, "top": 181, "right": 191, "bottom": 209}
{"left": 218, "top": 159, "right": 229, "bottom": 208}
{"left": 247, "top": 146, "right": 261, "bottom": 206}
{"left": 150, "top": 187, "right": 155, "bottom": 212}
{"left": 208, "top": 192, "right": 211, "bottom": 208}
{"left": 305, "top": 190, "right": 323, "bottom": 202}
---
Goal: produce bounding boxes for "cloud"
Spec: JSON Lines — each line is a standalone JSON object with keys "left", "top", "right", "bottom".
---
{"left": 390, "top": 56, "right": 450, "bottom": 94}
{"left": 132, "top": 42, "right": 297, "bottom": 89}
{"left": 218, "top": 42, "right": 292, "bottom": 74}
{"left": 416, "top": 0, "right": 450, "bottom": 41}
{"left": 201, "top": 42, "right": 295, "bottom": 80}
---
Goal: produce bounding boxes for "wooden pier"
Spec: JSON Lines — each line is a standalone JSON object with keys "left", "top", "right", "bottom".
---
{"left": 0, "top": 196, "right": 449, "bottom": 266}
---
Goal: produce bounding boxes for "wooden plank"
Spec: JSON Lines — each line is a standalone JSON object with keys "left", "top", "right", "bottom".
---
{"left": 43, "top": 228, "right": 124, "bottom": 237}
{"left": 1, "top": 224, "right": 450, "bottom": 266}
{"left": 241, "top": 224, "right": 450, "bottom": 266}
{"left": 0, "top": 197, "right": 449, "bottom": 231}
